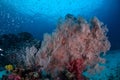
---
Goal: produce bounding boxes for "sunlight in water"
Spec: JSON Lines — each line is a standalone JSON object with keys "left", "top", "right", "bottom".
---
{"left": 1, "top": 0, "right": 103, "bottom": 18}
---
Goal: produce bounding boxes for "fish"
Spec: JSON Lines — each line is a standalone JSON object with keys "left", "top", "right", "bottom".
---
{"left": 0, "top": 48, "right": 3, "bottom": 51}
{"left": 0, "top": 53, "right": 4, "bottom": 56}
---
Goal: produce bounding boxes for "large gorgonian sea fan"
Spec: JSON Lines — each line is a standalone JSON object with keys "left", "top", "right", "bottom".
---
{"left": 36, "top": 14, "right": 111, "bottom": 79}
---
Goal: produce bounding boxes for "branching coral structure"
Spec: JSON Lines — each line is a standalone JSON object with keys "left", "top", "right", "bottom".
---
{"left": 35, "top": 15, "right": 111, "bottom": 79}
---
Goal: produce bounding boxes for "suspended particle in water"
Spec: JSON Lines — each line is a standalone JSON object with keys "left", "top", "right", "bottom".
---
{"left": 31, "top": 20, "right": 34, "bottom": 23}
{"left": 12, "top": 23, "right": 15, "bottom": 26}
{"left": 17, "top": 22, "right": 20, "bottom": 25}
{"left": 7, "top": 24, "right": 10, "bottom": 26}
{"left": 11, "top": 19, "right": 15, "bottom": 22}
{"left": 16, "top": 17, "right": 20, "bottom": 21}
{"left": 21, "top": 20, "right": 24, "bottom": 23}
{"left": 7, "top": 13, "right": 10, "bottom": 18}
{"left": 15, "top": 25, "right": 20, "bottom": 28}
{"left": 2, "top": 13, "right": 5, "bottom": 19}
{"left": 0, "top": 11, "right": 2, "bottom": 16}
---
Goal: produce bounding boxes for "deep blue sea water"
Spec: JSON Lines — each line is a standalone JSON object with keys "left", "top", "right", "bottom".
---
{"left": 0, "top": 0, "right": 120, "bottom": 80}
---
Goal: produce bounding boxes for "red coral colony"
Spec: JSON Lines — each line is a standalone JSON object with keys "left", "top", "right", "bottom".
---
{"left": 66, "top": 59, "right": 85, "bottom": 80}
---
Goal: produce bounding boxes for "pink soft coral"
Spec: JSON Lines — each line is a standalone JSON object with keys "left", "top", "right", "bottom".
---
{"left": 35, "top": 15, "right": 111, "bottom": 79}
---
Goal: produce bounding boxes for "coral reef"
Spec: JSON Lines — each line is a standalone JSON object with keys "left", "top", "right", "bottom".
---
{"left": 0, "top": 32, "right": 41, "bottom": 66}
{"left": 0, "top": 15, "right": 110, "bottom": 80}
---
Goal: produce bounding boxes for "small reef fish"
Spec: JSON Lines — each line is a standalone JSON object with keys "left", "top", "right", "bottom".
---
{"left": 0, "top": 48, "right": 3, "bottom": 51}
